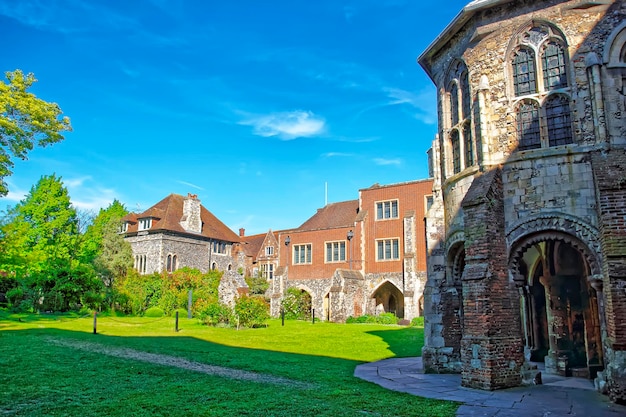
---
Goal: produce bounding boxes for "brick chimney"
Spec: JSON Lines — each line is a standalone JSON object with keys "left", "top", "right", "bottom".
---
{"left": 239, "top": 228, "right": 245, "bottom": 237}
{"left": 180, "top": 193, "right": 202, "bottom": 233}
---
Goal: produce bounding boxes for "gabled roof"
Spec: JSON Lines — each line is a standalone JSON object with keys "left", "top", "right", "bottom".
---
{"left": 122, "top": 193, "right": 240, "bottom": 242}
{"left": 298, "top": 200, "right": 359, "bottom": 231}
{"left": 239, "top": 232, "right": 270, "bottom": 258}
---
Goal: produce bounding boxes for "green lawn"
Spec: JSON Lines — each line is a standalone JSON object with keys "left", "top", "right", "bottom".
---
{"left": 0, "top": 312, "right": 458, "bottom": 417}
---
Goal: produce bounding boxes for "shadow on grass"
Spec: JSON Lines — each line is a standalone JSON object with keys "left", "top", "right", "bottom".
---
{"left": 366, "top": 326, "right": 425, "bottom": 358}
{"left": 0, "top": 324, "right": 458, "bottom": 417}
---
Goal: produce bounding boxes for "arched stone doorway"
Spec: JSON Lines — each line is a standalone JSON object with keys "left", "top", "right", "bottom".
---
{"left": 513, "top": 235, "right": 603, "bottom": 379}
{"left": 444, "top": 241, "right": 465, "bottom": 359}
{"left": 372, "top": 281, "right": 404, "bottom": 318}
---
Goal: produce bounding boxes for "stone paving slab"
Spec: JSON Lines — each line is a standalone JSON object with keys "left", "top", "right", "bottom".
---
{"left": 354, "top": 357, "right": 626, "bottom": 417}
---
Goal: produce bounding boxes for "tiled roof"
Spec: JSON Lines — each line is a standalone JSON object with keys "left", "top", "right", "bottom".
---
{"left": 122, "top": 193, "right": 240, "bottom": 242}
{"left": 298, "top": 200, "right": 359, "bottom": 231}
{"left": 239, "top": 232, "right": 268, "bottom": 258}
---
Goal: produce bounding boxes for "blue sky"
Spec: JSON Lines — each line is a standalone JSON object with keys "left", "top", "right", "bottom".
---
{"left": 1, "top": 0, "right": 468, "bottom": 235}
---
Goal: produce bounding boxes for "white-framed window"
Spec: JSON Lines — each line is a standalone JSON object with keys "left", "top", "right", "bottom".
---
{"left": 118, "top": 222, "right": 129, "bottom": 233}
{"left": 293, "top": 244, "right": 312, "bottom": 264}
{"left": 325, "top": 241, "right": 346, "bottom": 263}
{"left": 138, "top": 218, "right": 152, "bottom": 231}
{"left": 376, "top": 238, "right": 400, "bottom": 261}
{"left": 261, "top": 263, "right": 274, "bottom": 279}
{"left": 376, "top": 200, "right": 399, "bottom": 220}
{"left": 265, "top": 246, "right": 274, "bottom": 256}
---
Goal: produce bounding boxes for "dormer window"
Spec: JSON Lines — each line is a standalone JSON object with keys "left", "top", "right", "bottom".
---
{"left": 118, "top": 222, "right": 129, "bottom": 233}
{"left": 138, "top": 218, "right": 152, "bottom": 231}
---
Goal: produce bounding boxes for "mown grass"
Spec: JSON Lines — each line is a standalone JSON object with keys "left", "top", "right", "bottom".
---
{"left": 0, "top": 311, "right": 458, "bottom": 417}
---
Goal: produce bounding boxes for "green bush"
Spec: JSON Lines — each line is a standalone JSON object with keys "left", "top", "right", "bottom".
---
{"left": 281, "top": 287, "right": 311, "bottom": 320}
{"left": 245, "top": 276, "right": 269, "bottom": 296}
{"left": 377, "top": 312, "right": 398, "bottom": 325}
{"left": 235, "top": 295, "right": 269, "bottom": 328}
{"left": 144, "top": 307, "right": 165, "bottom": 317}
{"left": 411, "top": 316, "right": 424, "bottom": 327}
{"left": 197, "top": 301, "right": 232, "bottom": 326}
{"left": 346, "top": 313, "right": 398, "bottom": 325}
{"left": 6, "top": 286, "right": 24, "bottom": 307}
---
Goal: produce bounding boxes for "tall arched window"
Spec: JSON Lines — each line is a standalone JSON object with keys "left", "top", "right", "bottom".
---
{"left": 513, "top": 47, "right": 537, "bottom": 95}
{"left": 463, "top": 122, "right": 474, "bottom": 167}
{"left": 510, "top": 22, "right": 573, "bottom": 150}
{"left": 444, "top": 60, "right": 474, "bottom": 177}
{"left": 451, "top": 129, "right": 461, "bottom": 174}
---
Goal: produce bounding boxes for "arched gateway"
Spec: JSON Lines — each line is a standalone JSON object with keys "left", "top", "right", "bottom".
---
{"left": 509, "top": 229, "right": 604, "bottom": 379}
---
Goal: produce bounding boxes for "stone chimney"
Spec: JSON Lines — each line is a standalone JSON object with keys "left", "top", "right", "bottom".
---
{"left": 180, "top": 193, "right": 202, "bottom": 233}
{"left": 239, "top": 228, "right": 245, "bottom": 237}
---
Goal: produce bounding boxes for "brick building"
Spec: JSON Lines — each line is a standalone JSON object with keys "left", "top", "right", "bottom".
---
{"left": 419, "top": 0, "right": 626, "bottom": 403}
{"left": 270, "top": 179, "right": 433, "bottom": 322}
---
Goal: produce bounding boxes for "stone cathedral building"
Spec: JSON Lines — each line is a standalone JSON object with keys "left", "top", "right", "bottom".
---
{"left": 419, "top": 0, "right": 626, "bottom": 403}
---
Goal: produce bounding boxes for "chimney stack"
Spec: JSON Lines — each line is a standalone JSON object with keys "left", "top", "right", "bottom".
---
{"left": 239, "top": 228, "right": 245, "bottom": 237}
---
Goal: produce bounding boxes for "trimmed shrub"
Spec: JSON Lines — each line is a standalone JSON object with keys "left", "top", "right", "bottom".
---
{"left": 281, "top": 287, "right": 312, "bottom": 320}
{"left": 235, "top": 295, "right": 269, "bottom": 328}
{"left": 144, "top": 307, "right": 165, "bottom": 317}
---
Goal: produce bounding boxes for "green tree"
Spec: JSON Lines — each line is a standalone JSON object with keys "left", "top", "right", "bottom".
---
{"left": 0, "top": 174, "right": 79, "bottom": 275}
{"left": 0, "top": 70, "right": 72, "bottom": 196}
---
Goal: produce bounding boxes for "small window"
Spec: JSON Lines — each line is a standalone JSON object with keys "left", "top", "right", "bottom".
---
{"left": 425, "top": 195, "right": 434, "bottom": 212}
{"left": 325, "top": 241, "right": 346, "bottom": 263}
{"left": 376, "top": 239, "right": 400, "bottom": 261}
{"left": 293, "top": 244, "right": 312, "bottom": 264}
{"left": 119, "top": 222, "right": 128, "bottom": 233}
{"left": 261, "top": 263, "right": 274, "bottom": 279}
{"left": 376, "top": 200, "right": 399, "bottom": 220}
{"left": 266, "top": 246, "right": 274, "bottom": 256}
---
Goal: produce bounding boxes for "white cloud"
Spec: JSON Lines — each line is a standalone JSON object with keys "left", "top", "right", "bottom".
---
{"left": 373, "top": 158, "right": 402, "bottom": 166}
{"left": 240, "top": 110, "right": 326, "bottom": 140}
{"left": 177, "top": 180, "right": 204, "bottom": 191}
{"left": 383, "top": 87, "right": 438, "bottom": 124}
{"left": 322, "top": 152, "right": 353, "bottom": 158}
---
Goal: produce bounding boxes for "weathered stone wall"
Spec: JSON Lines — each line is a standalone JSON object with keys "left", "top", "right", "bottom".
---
{"left": 126, "top": 232, "right": 235, "bottom": 274}
{"left": 422, "top": 0, "right": 626, "bottom": 400}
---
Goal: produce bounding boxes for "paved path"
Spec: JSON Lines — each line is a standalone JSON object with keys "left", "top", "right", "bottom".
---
{"left": 355, "top": 357, "right": 626, "bottom": 416}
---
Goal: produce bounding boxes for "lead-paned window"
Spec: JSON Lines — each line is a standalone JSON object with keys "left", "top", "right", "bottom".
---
{"left": 293, "top": 244, "right": 312, "bottom": 264}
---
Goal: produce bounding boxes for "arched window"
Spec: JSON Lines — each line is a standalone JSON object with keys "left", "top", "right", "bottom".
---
{"left": 451, "top": 129, "right": 461, "bottom": 174}
{"left": 166, "top": 255, "right": 172, "bottom": 272}
{"left": 517, "top": 100, "right": 541, "bottom": 150}
{"left": 545, "top": 94, "right": 572, "bottom": 147}
{"left": 449, "top": 82, "right": 459, "bottom": 126}
{"left": 542, "top": 41, "right": 567, "bottom": 90}
{"left": 513, "top": 47, "right": 537, "bottom": 96}
{"left": 510, "top": 23, "right": 572, "bottom": 150}
{"left": 463, "top": 122, "right": 474, "bottom": 167}
{"left": 444, "top": 60, "right": 474, "bottom": 177}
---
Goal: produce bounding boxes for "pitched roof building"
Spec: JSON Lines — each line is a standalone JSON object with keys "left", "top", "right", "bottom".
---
{"left": 122, "top": 193, "right": 240, "bottom": 275}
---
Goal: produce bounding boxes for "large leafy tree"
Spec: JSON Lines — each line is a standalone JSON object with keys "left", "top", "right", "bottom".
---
{"left": 0, "top": 70, "right": 72, "bottom": 196}
{"left": 0, "top": 174, "right": 79, "bottom": 276}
